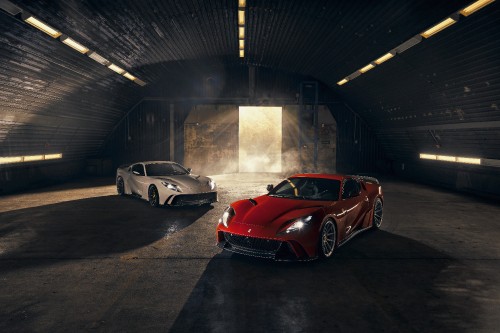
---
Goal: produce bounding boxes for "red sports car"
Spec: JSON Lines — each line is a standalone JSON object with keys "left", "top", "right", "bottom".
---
{"left": 216, "top": 174, "right": 383, "bottom": 260}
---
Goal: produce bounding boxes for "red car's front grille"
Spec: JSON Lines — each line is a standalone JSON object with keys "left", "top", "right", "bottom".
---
{"left": 223, "top": 232, "right": 282, "bottom": 252}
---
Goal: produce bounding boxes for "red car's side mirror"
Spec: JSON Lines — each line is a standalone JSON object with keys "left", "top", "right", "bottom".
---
{"left": 267, "top": 184, "right": 274, "bottom": 192}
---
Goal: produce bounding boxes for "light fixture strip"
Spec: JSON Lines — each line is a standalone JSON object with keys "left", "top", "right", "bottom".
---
{"left": 0, "top": 153, "right": 63, "bottom": 164}
{"left": 420, "top": 17, "right": 457, "bottom": 38}
{"left": 420, "top": 153, "right": 481, "bottom": 165}
{"left": 336, "top": 0, "right": 497, "bottom": 87}
{"left": 88, "top": 51, "right": 109, "bottom": 66}
{"left": 61, "top": 36, "right": 89, "bottom": 54}
{"left": 359, "top": 63, "right": 375, "bottom": 73}
{"left": 108, "top": 63, "right": 125, "bottom": 74}
{"left": 374, "top": 52, "right": 394, "bottom": 65}
{"left": 460, "top": 0, "right": 495, "bottom": 16}
{"left": 238, "top": 0, "right": 245, "bottom": 58}
{"left": 24, "top": 15, "right": 62, "bottom": 38}
{"left": 337, "top": 78, "right": 348, "bottom": 86}
{"left": 123, "top": 72, "right": 136, "bottom": 81}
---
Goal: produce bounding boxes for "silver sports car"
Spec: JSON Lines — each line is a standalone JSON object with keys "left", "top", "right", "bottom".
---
{"left": 116, "top": 161, "right": 217, "bottom": 207}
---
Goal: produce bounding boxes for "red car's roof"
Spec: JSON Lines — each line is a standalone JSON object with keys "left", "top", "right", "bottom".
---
{"left": 289, "top": 173, "right": 345, "bottom": 181}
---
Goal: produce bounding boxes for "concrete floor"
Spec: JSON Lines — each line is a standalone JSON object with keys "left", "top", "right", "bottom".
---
{"left": 0, "top": 174, "right": 499, "bottom": 332}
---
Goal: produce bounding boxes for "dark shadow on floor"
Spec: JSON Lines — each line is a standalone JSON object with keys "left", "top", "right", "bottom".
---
{"left": 0, "top": 195, "right": 212, "bottom": 269}
{"left": 169, "top": 230, "right": 478, "bottom": 333}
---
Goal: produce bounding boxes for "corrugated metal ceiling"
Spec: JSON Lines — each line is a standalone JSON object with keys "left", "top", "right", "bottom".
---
{"left": 1, "top": 0, "right": 498, "bottom": 164}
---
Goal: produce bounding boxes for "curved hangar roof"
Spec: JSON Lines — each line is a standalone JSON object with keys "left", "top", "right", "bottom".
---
{"left": 0, "top": 0, "right": 499, "bottom": 164}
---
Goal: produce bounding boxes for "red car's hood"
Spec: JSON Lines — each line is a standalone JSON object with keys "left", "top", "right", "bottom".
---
{"left": 231, "top": 195, "right": 332, "bottom": 230}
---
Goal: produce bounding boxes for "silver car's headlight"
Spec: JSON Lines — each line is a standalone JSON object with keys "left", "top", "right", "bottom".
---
{"left": 208, "top": 178, "right": 216, "bottom": 190}
{"left": 281, "top": 215, "right": 313, "bottom": 234}
{"left": 219, "top": 206, "right": 235, "bottom": 227}
{"left": 161, "top": 181, "right": 182, "bottom": 192}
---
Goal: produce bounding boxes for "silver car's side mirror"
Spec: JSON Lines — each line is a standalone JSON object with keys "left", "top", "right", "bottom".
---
{"left": 266, "top": 184, "right": 274, "bottom": 192}
{"left": 132, "top": 171, "right": 141, "bottom": 176}
{"left": 187, "top": 168, "right": 192, "bottom": 174}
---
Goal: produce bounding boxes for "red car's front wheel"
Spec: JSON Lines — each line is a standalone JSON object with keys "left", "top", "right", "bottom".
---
{"left": 319, "top": 220, "right": 336, "bottom": 258}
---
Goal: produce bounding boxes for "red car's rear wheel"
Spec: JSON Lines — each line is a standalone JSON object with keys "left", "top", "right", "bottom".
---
{"left": 372, "top": 198, "right": 383, "bottom": 229}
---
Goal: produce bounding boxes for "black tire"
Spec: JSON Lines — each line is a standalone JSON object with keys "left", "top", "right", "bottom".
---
{"left": 372, "top": 198, "right": 383, "bottom": 229}
{"left": 319, "top": 219, "right": 337, "bottom": 258}
{"left": 148, "top": 185, "right": 160, "bottom": 207}
{"left": 117, "top": 177, "right": 125, "bottom": 196}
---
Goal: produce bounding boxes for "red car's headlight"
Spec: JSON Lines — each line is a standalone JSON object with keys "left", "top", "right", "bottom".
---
{"left": 278, "top": 215, "right": 313, "bottom": 235}
{"left": 219, "top": 206, "right": 235, "bottom": 227}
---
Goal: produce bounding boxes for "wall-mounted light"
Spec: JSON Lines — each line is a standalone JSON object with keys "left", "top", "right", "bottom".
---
{"left": 420, "top": 153, "right": 481, "bottom": 165}
{"left": 374, "top": 52, "right": 394, "bottom": 65}
{"left": 60, "top": 35, "right": 89, "bottom": 54}
{"left": 239, "top": 49, "right": 244, "bottom": 58}
{"left": 108, "top": 63, "right": 125, "bottom": 74}
{"left": 23, "top": 155, "right": 44, "bottom": 162}
{"left": 239, "top": 39, "right": 244, "bottom": 49}
{"left": 239, "top": 26, "right": 245, "bottom": 39}
{"left": 238, "top": 0, "right": 246, "bottom": 7}
{"left": 87, "top": 51, "right": 109, "bottom": 66}
{"left": 22, "top": 14, "right": 61, "bottom": 38}
{"left": 421, "top": 17, "right": 458, "bottom": 38}
{"left": 44, "top": 153, "right": 62, "bottom": 160}
{"left": 460, "top": 0, "right": 495, "bottom": 16}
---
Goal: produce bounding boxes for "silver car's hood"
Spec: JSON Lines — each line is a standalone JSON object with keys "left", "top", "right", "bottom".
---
{"left": 152, "top": 174, "right": 213, "bottom": 193}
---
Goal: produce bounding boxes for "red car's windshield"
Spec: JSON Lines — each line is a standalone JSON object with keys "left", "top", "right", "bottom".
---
{"left": 269, "top": 177, "right": 341, "bottom": 201}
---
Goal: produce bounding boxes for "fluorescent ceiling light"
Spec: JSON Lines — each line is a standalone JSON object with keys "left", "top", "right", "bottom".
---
{"left": 421, "top": 17, "right": 457, "bottom": 38}
{"left": 238, "top": 10, "right": 245, "bottom": 25}
{"left": 420, "top": 154, "right": 437, "bottom": 160}
{"left": 374, "top": 52, "right": 394, "bottom": 65}
{"left": 239, "top": 0, "right": 246, "bottom": 7}
{"left": 0, "top": 156, "right": 23, "bottom": 164}
{"left": 456, "top": 157, "right": 481, "bottom": 165}
{"left": 108, "top": 63, "right": 125, "bottom": 74}
{"left": 436, "top": 155, "right": 456, "bottom": 162}
{"left": 239, "top": 26, "right": 245, "bottom": 39}
{"left": 44, "top": 153, "right": 62, "bottom": 160}
{"left": 460, "top": 0, "right": 495, "bottom": 16}
{"left": 337, "top": 78, "right": 348, "bottom": 86}
{"left": 24, "top": 155, "right": 44, "bottom": 162}
{"left": 359, "top": 63, "right": 375, "bottom": 73}
{"left": 24, "top": 16, "right": 61, "bottom": 38}
{"left": 88, "top": 51, "right": 109, "bottom": 66}
{"left": 123, "top": 72, "right": 136, "bottom": 81}
{"left": 61, "top": 36, "right": 89, "bottom": 54}
{"left": 239, "top": 39, "right": 244, "bottom": 49}
{"left": 239, "top": 49, "right": 244, "bottom": 58}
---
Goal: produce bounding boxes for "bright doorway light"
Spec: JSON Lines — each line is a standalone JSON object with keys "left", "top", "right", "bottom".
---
{"left": 239, "top": 106, "right": 282, "bottom": 172}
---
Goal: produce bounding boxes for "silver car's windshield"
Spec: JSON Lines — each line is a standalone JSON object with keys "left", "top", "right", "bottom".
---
{"left": 269, "top": 177, "right": 341, "bottom": 201}
{"left": 145, "top": 163, "right": 188, "bottom": 176}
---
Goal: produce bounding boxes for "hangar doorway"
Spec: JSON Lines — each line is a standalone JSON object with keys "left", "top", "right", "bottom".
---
{"left": 239, "top": 106, "right": 282, "bottom": 173}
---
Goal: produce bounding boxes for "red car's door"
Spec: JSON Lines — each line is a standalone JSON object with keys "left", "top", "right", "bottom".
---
{"left": 340, "top": 178, "right": 369, "bottom": 236}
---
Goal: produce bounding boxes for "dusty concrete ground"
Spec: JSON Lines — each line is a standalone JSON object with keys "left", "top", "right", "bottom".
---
{"left": 0, "top": 173, "right": 499, "bottom": 332}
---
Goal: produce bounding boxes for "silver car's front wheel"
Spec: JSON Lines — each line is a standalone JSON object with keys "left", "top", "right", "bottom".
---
{"left": 148, "top": 185, "right": 160, "bottom": 207}
{"left": 319, "top": 220, "right": 336, "bottom": 258}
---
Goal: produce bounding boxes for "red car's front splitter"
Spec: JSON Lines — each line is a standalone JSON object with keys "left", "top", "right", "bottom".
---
{"left": 217, "top": 231, "right": 316, "bottom": 261}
